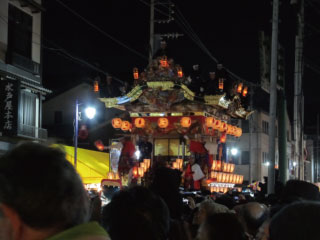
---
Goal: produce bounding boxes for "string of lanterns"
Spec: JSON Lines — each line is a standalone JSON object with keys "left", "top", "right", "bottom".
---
{"left": 112, "top": 117, "right": 242, "bottom": 137}
{"left": 132, "top": 159, "right": 151, "bottom": 178}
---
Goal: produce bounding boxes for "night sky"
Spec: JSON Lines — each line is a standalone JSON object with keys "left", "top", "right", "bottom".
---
{"left": 42, "top": 0, "right": 320, "bottom": 132}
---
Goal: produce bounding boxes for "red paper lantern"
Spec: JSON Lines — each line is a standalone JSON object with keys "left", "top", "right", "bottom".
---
{"left": 242, "top": 86, "right": 248, "bottom": 97}
{"left": 218, "top": 121, "right": 228, "bottom": 132}
{"left": 177, "top": 66, "right": 183, "bottom": 78}
{"left": 133, "top": 67, "right": 139, "bottom": 80}
{"left": 158, "top": 118, "right": 169, "bottom": 128}
{"left": 219, "top": 78, "right": 224, "bottom": 90}
{"left": 134, "top": 118, "right": 145, "bottom": 128}
{"left": 205, "top": 117, "right": 215, "bottom": 128}
{"left": 121, "top": 121, "right": 130, "bottom": 131}
{"left": 226, "top": 124, "right": 233, "bottom": 135}
{"left": 180, "top": 117, "right": 191, "bottom": 128}
{"left": 237, "top": 82, "right": 243, "bottom": 93}
{"left": 112, "top": 118, "right": 122, "bottom": 128}
{"left": 160, "top": 56, "right": 168, "bottom": 67}
{"left": 93, "top": 80, "right": 99, "bottom": 92}
{"left": 213, "top": 119, "right": 221, "bottom": 130}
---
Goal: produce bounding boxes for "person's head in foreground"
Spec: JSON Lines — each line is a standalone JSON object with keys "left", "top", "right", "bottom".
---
{"left": 101, "top": 186, "right": 170, "bottom": 240}
{"left": 269, "top": 201, "right": 320, "bottom": 240}
{"left": 0, "top": 142, "right": 109, "bottom": 240}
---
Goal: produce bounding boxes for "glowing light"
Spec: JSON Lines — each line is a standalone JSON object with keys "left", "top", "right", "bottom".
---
{"left": 85, "top": 107, "right": 96, "bottom": 119}
{"left": 231, "top": 148, "right": 238, "bottom": 156}
{"left": 135, "top": 150, "right": 141, "bottom": 159}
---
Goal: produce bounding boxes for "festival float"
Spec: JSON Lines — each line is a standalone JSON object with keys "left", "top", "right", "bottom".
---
{"left": 97, "top": 54, "right": 252, "bottom": 193}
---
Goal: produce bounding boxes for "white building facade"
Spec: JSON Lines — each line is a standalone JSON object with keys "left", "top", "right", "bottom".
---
{"left": 0, "top": 0, "right": 50, "bottom": 154}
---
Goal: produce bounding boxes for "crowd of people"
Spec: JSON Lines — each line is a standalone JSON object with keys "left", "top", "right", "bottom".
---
{"left": 1, "top": 142, "right": 320, "bottom": 240}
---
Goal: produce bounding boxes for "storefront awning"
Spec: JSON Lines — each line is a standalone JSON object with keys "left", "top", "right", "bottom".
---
{"left": 53, "top": 144, "right": 110, "bottom": 184}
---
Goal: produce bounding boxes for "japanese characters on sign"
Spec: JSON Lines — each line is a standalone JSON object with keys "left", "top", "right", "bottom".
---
{"left": 0, "top": 78, "right": 19, "bottom": 136}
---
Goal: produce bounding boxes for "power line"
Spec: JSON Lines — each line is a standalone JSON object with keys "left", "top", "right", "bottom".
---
{"left": 53, "top": 0, "right": 148, "bottom": 61}
{"left": 0, "top": 14, "right": 125, "bottom": 84}
{"left": 174, "top": 4, "right": 257, "bottom": 87}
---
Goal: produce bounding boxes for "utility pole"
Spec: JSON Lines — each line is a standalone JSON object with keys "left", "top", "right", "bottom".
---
{"left": 317, "top": 113, "right": 319, "bottom": 182}
{"left": 267, "top": 0, "right": 279, "bottom": 195}
{"left": 249, "top": 87, "right": 254, "bottom": 184}
{"left": 278, "top": 89, "right": 288, "bottom": 184}
{"left": 149, "top": 0, "right": 155, "bottom": 64}
{"left": 293, "top": 0, "right": 304, "bottom": 180}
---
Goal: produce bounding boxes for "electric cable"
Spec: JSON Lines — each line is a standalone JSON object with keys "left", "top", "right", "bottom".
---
{"left": 53, "top": 0, "right": 148, "bottom": 61}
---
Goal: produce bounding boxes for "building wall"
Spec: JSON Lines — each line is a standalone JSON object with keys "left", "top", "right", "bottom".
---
{"left": 235, "top": 109, "right": 293, "bottom": 182}
{"left": 0, "top": 0, "right": 42, "bottom": 63}
{"left": 0, "top": 0, "right": 9, "bottom": 61}
{"left": 43, "top": 84, "right": 98, "bottom": 126}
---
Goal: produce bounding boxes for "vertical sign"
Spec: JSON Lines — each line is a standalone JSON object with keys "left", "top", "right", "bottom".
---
{"left": 0, "top": 78, "right": 19, "bottom": 136}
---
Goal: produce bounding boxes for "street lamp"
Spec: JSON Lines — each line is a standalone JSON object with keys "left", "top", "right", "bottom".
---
{"left": 74, "top": 99, "right": 96, "bottom": 169}
{"left": 231, "top": 148, "right": 238, "bottom": 156}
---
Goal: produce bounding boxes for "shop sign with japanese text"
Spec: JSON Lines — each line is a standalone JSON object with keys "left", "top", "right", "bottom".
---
{"left": 0, "top": 78, "right": 19, "bottom": 136}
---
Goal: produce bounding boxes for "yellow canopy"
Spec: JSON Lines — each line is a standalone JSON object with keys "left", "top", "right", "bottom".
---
{"left": 53, "top": 144, "right": 110, "bottom": 184}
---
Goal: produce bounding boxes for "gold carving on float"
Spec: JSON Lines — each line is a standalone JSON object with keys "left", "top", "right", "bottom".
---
{"left": 181, "top": 84, "right": 195, "bottom": 101}
{"left": 147, "top": 81, "right": 174, "bottom": 90}
{"left": 204, "top": 94, "right": 231, "bottom": 109}
{"left": 99, "top": 97, "right": 118, "bottom": 108}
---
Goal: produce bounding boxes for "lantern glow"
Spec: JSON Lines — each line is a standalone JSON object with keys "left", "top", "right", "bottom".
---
{"left": 237, "top": 83, "right": 243, "bottom": 93}
{"left": 242, "top": 86, "right": 248, "bottom": 97}
{"left": 158, "top": 117, "right": 169, "bottom": 128}
{"left": 133, "top": 67, "right": 139, "bottom": 80}
{"left": 94, "top": 80, "right": 99, "bottom": 92}
{"left": 121, "top": 121, "right": 131, "bottom": 131}
{"left": 134, "top": 118, "right": 146, "bottom": 128}
{"left": 112, "top": 118, "right": 122, "bottom": 128}
{"left": 180, "top": 117, "right": 191, "bottom": 128}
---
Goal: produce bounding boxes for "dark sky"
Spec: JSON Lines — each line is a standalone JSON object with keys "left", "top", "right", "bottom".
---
{"left": 42, "top": 0, "right": 320, "bottom": 132}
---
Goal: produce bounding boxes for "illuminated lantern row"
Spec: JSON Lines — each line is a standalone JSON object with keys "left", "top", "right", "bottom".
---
{"left": 212, "top": 161, "right": 235, "bottom": 173}
{"left": 237, "top": 82, "right": 243, "bottom": 93}
{"left": 210, "top": 186, "right": 229, "bottom": 193}
{"left": 107, "top": 171, "right": 120, "bottom": 180}
{"left": 172, "top": 158, "right": 183, "bottom": 170}
{"left": 132, "top": 159, "right": 151, "bottom": 179}
{"left": 112, "top": 118, "right": 132, "bottom": 132}
{"left": 236, "top": 83, "right": 248, "bottom": 97}
{"left": 210, "top": 172, "right": 244, "bottom": 184}
{"left": 205, "top": 117, "right": 242, "bottom": 137}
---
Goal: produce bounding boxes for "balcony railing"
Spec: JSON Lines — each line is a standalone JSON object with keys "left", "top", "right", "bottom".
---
{"left": 7, "top": 51, "right": 40, "bottom": 76}
{"left": 18, "top": 123, "right": 47, "bottom": 141}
